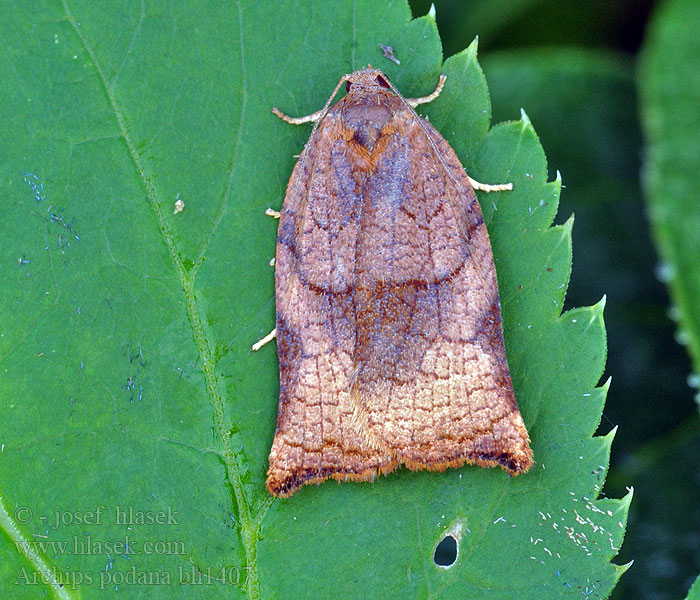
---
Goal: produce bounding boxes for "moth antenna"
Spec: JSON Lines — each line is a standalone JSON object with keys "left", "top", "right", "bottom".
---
{"left": 271, "top": 106, "right": 325, "bottom": 125}
{"left": 307, "top": 74, "right": 352, "bottom": 135}
{"left": 272, "top": 75, "right": 352, "bottom": 131}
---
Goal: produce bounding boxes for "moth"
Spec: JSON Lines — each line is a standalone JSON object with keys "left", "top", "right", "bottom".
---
{"left": 257, "top": 67, "right": 533, "bottom": 497}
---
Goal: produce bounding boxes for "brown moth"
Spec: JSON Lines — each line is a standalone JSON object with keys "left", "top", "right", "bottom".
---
{"left": 262, "top": 67, "right": 533, "bottom": 497}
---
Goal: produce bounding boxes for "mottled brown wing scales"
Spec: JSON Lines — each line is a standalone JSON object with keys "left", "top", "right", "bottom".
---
{"left": 268, "top": 114, "right": 387, "bottom": 496}
{"left": 267, "top": 71, "right": 533, "bottom": 497}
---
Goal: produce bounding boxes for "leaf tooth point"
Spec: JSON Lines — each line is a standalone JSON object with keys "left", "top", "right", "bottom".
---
{"left": 552, "top": 169, "right": 563, "bottom": 190}
{"left": 450, "top": 39, "right": 478, "bottom": 66}
{"left": 617, "top": 560, "right": 635, "bottom": 576}
{"left": 621, "top": 486, "right": 634, "bottom": 506}
{"left": 519, "top": 108, "right": 532, "bottom": 130}
{"left": 603, "top": 424, "right": 618, "bottom": 444}
{"left": 562, "top": 213, "right": 575, "bottom": 231}
{"left": 428, "top": 4, "right": 436, "bottom": 20}
{"left": 592, "top": 294, "right": 607, "bottom": 315}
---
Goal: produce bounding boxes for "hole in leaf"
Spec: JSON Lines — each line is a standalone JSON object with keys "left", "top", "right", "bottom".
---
{"left": 433, "top": 534, "right": 458, "bottom": 567}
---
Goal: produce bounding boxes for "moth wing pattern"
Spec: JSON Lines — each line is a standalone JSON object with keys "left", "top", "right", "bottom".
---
{"left": 266, "top": 70, "right": 532, "bottom": 497}
{"left": 270, "top": 112, "right": 387, "bottom": 497}
{"left": 352, "top": 115, "right": 533, "bottom": 474}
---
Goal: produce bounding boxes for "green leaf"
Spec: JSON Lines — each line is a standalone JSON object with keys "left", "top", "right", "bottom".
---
{"left": 481, "top": 46, "right": 698, "bottom": 600}
{"left": 606, "top": 414, "right": 700, "bottom": 600}
{"left": 409, "top": 0, "right": 547, "bottom": 51}
{"left": 482, "top": 48, "right": 675, "bottom": 447}
{"left": 0, "top": 2, "right": 628, "bottom": 598}
{"left": 482, "top": 48, "right": 639, "bottom": 185}
{"left": 640, "top": 0, "right": 700, "bottom": 386}
{"left": 687, "top": 574, "right": 700, "bottom": 600}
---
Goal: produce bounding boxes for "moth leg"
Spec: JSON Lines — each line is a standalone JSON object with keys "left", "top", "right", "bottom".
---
{"left": 252, "top": 328, "right": 277, "bottom": 351}
{"left": 405, "top": 74, "right": 511, "bottom": 192}
{"left": 468, "top": 177, "right": 513, "bottom": 192}
{"left": 406, "top": 74, "right": 447, "bottom": 107}
{"left": 272, "top": 106, "right": 324, "bottom": 125}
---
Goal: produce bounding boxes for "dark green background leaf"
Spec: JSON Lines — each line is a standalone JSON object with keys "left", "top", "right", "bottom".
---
{"left": 481, "top": 47, "right": 689, "bottom": 455}
{"left": 635, "top": 1, "right": 700, "bottom": 596}
{"left": 479, "top": 47, "right": 700, "bottom": 599}
{"left": 0, "top": 2, "right": 626, "bottom": 598}
{"left": 641, "top": 0, "right": 700, "bottom": 391}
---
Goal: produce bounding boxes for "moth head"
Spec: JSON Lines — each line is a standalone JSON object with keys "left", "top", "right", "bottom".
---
{"left": 345, "top": 68, "right": 393, "bottom": 93}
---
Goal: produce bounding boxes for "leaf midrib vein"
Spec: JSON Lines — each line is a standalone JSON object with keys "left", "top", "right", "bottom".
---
{"left": 61, "top": 2, "right": 262, "bottom": 597}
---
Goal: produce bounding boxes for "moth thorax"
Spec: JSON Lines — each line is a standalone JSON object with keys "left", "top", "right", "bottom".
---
{"left": 342, "top": 95, "right": 394, "bottom": 151}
